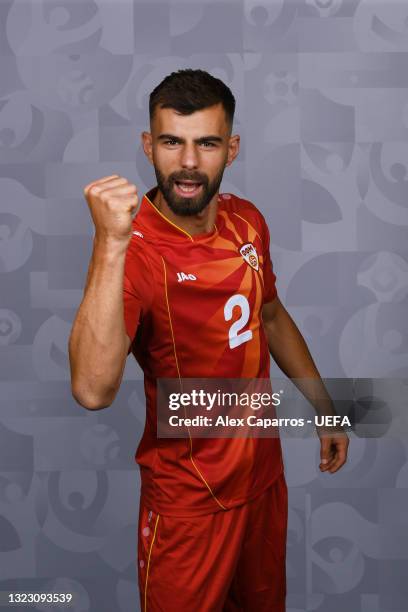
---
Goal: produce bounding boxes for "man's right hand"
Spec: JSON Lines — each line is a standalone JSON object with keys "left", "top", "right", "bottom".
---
{"left": 83, "top": 175, "right": 139, "bottom": 244}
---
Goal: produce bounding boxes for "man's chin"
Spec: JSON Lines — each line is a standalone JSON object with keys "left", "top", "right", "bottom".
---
{"left": 167, "top": 191, "right": 210, "bottom": 217}
{"left": 168, "top": 200, "right": 208, "bottom": 217}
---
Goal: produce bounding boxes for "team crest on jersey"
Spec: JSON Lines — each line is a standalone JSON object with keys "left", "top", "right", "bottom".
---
{"left": 239, "top": 243, "right": 259, "bottom": 271}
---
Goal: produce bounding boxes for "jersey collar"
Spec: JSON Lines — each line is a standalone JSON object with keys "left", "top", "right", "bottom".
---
{"left": 135, "top": 186, "right": 221, "bottom": 243}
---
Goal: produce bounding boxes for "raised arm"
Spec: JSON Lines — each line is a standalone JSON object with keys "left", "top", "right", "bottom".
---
{"left": 69, "top": 175, "right": 139, "bottom": 410}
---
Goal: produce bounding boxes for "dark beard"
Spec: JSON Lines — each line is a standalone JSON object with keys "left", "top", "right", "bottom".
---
{"left": 153, "top": 165, "right": 225, "bottom": 217}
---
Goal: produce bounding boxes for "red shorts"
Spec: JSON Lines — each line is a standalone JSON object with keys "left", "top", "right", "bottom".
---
{"left": 137, "top": 471, "right": 288, "bottom": 611}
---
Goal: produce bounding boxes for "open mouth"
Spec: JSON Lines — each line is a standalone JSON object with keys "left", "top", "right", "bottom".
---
{"left": 174, "top": 181, "right": 203, "bottom": 197}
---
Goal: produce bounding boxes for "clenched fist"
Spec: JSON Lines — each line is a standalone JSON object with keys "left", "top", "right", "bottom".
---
{"left": 83, "top": 174, "right": 140, "bottom": 244}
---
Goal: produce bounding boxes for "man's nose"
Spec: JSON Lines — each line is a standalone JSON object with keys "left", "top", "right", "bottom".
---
{"left": 180, "top": 143, "right": 199, "bottom": 169}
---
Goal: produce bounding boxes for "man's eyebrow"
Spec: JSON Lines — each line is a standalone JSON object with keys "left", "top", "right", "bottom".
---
{"left": 157, "top": 133, "right": 223, "bottom": 143}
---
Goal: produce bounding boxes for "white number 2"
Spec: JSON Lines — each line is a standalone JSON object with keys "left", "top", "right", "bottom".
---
{"left": 224, "top": 294, "right": 253, "bottom": 349}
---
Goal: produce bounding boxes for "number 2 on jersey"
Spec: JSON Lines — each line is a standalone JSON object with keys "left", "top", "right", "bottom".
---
{"left": 224, "top": 294, "right": 253, "bottom": 349}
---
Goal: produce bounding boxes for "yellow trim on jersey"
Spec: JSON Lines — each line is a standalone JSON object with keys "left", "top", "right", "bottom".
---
{"left": 232, "top": 212, "right": 262, "bottom": 243}
{"left": 145, "top": 193, "right": 194, "bottom": 242}
{"left": 144, "top": 513, "right": 160, "bottom": 612}
{"left": 189, "top": 454, "right": 227, "bottom": 510}
{"left": 161, "top": 257, "right": 183, "bottom": 380}
{"left": 160, "top": 256, "right": 227, "bottom": 512}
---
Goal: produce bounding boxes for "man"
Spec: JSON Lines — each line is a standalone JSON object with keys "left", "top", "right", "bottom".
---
{"left": 69, "top": 69, "right": 349, "bottom": 611}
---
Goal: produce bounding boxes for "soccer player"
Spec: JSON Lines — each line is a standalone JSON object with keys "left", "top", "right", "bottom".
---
{"left": 69, "top": 69, "right": 349, "bottom": 611}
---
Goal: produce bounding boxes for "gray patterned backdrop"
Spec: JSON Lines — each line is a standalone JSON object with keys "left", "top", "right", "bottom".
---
{"left": 1, "top": 0, "right": 408, "bottom": 610}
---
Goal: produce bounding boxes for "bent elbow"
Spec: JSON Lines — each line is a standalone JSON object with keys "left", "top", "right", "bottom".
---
{"left": 71, "top": 387, "right": 113, "bottom": 411}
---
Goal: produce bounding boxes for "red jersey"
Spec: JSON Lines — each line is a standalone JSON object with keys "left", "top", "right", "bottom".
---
{"left": 123, "top": 186, "right": 284, "bottom": 516}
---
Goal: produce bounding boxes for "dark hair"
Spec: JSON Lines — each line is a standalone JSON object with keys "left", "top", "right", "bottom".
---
{"left": 149, "top": 68, "right": 235, "bottom": 129}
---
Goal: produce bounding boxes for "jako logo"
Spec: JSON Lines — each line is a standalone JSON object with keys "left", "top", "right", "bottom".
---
{"left": 177, "top": 272, "right": 197, "bottom": 283}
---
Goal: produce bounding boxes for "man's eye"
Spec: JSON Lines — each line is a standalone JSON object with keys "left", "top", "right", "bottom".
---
{"left": 163, "top": 140, "right": 215, "bottom": 147}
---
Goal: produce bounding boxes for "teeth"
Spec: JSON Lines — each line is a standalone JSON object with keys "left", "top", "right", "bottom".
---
{"left": 177, "top": 182, "right": 200, "bottom": 192}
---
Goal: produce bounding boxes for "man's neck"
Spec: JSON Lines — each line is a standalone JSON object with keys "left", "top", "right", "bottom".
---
{"left": 152, "top": 187, "right": 218, "bottom": 236}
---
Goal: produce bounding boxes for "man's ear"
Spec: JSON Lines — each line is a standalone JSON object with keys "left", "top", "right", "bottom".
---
{"left": 141, "top": 131, "right": 154, "bottom": 165}
{"left": 226, "top": 134, "right": 240, "bottom": 167}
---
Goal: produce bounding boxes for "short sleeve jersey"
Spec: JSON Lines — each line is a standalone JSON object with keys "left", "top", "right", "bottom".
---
{"left": 123, "top": 186, "right": 284, "bottom": 516}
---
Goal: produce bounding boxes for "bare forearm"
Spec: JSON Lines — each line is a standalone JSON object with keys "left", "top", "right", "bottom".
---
{"left": 264, "top": 307, "right": 336, "bottom": 417}
{"left": 69, "top": 238, "right": 129, "bottom": 409}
